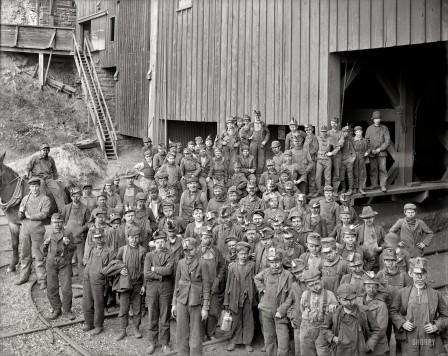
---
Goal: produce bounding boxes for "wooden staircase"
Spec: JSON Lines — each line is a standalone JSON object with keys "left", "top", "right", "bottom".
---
{"left": 72, "top": 35, "right": 117, "bottom": 160}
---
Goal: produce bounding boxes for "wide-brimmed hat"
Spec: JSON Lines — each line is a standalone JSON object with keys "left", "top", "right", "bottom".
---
{"left": 359, "top": 206, "right": 378, "bottom": 219}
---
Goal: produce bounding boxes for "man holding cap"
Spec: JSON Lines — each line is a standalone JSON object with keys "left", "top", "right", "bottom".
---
{"left": 390, "top": 257, "right": 448, "bottom": 356}
{"left": 365, "top": 111, "right": 390, "bottom": 192}
{"left": 25, "top": 142, "right": 65, "bottom": 212}
{"left": 16, "top": 177, "right": 51, "bottom": 287}
{"left": 322, "top": 283, "right": 380, "bottom": 356}
{"left": 172, "top": 237, "right": 211, "bottom": 356}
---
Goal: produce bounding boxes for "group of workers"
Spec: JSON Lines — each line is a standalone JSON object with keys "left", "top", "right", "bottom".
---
{"left": 11, "top": 110, "right": 447, "bottom": 356}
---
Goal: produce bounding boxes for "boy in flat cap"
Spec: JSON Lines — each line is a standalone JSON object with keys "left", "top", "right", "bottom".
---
{"left": 378, "top": 232, "right": 410, "bottom": 273}
{"left": 264, "top": 195, "right": 286, "bottom": 223}
{"left": 340, "top": 253, "right": 368, "bottom": 297}
{"left": 285, "top": 119, "right": 306, "bottom": 150}
{"left": 82, "top": 228, "right": 116, "bottom": 335}
{"left": 159, "top": 152, "right": 182, "bottom": 196}
{"left": 240, "top": 181, "right": 265, "bottom": 217}
{"left": 196, "top": 144, "right": 211, "bottom": 195}
{"left": 204, "top": 135, "right": 215, "bottom": 159}
{"left": 16, "top": 177, "right": 51, "bottom": 288}
{"left": 299, "top": 268, "right": 338, "bottom": 356}
{"left": 248, "top": 110, "right": 270, "bottom": 175}
{"left": 158, "top": 201, "right": 186, "bottom": 234}
{"left": 304, "top": 123, "right": 319, "bottom": 197}
{"left": 389, "top": 203, "right": 434, "bottom": 258}
{"left": 206, "top": 184, "right": 228, "bottom": 213}
{"left": 213, "top": 206, "right": 243, "bottom": 255}
{"left": 115, "top": 225, "right": 146, "bottom": 342}
{"left": 142, "top": 137, "right": 157, "bottom": 157}
{"left": 224, "top": 241, "right": 256, "bottom": 352}
{"left": 223, "top": 235, "right": 239, "bottom": 271}
{"left": 207, "top": 147, "right": 228, "bottom": 198}
{"left": 321, "top": 237, "right": 350, "bottom": 294}
{"left": 179, "top": 177, "right": 207, "bottom": 224}
{"left": 339, "top": 125, "right": 356, "bottom": 195}
{"left": 352, "top": 126, "right": 369, "bottom": 195}
{"left": 278, "top": 227, "right": 304, "bottom": 270}
{"left": 304, "top": 202, "right": 328, "bottom": 238}
{"left": 390, "top": 257, "right": 448, "bottom": 356}
{"left": 153, "top": 143, "right": 167, "bottom": 172}
{"left": 281, "top": 181, "right": 299, "bottom": 213}
{"left": 259, "top": 160, "right": 280, "bottom": 193}
{"left": 135, "top": 150, "right": 156, "bottom": 194}
{"left": 280, "top": 150, "right": 300, "bottom": 183}
{"left": 315, "top": 125, "right": 333, "bottom": 198}
{"left": 172, "top": 237, "right": 211, "bottom": 356}
{"left": 365, "top": 111, "right": 390, "bottom": 192}
{"left": 155, "top": 171, "right": 170, "bottom": 200}
{"left": 328, "top": 117, "right": 345, "bottom": 194}
{"left": 106, "top": 212, "right": 126, "bottom": 252}
{"left": 183, "top": 202, "right": 206, "bottom": 243}
{"left": 253, "top": 229, "right": 277, "bottom": 274}
{"left": 144, "top": 230, "right": 174, "bottom": 353}
{"left": 228, "top": 161, "right": 249, "bottom": 197}
{"left": 238, "top": 145, "right": 257, "bottom": 182}
{"left": 288, "top": 194, "right": 311, "bottom": 221}
{"left": 338, "top": 230, "right": 375, "bottom": 272}
{"left": 80, "top": 182, "right": 97, "bottom": 213}
{"left": 102, "top": 178, "right": 123, "bottom": 213}
{"left": 239, "top": 115, "right": 252, "bottom": 148}
{"left": 254, "top": 249, "right": 293, "bottom": 356}
{"left": 245, "top": 223, "right": 261, "bottom": 252}
{"left": 338, "top": 192, "right": 358, "bottom": 225}
{"left": 143, "top": 188, "right": 161, "bottom": 225}
{"left": 180, "top": 148, "right": 201, "bottom": 192}
{"left": 118, "top": 170, "right": 143, "bottom": 207}
{"left": 219, "top": 117, "right": 240, "bottom": 175}
{"left": 329, "top": 211, "right": 355, "bottom": 244}
{"left": 322, "top": 283, "right": 381, "bottom": 356}
{"left": 271, "top": 140, "right": 285, "bottom": 173}
{"left": 289, "top": 212, "right": 313, "bottom": 248}
{"left": 319, "top": 186, "right": 340, "bottom": 235}
{"left": 298, "top": 232, "right": 324, "bottom": 271}
{"left": 291, "top": 135, "right": 313, "bottom": 193}
{"left": 42, "top": 213, "right": 76, "bottom": 320}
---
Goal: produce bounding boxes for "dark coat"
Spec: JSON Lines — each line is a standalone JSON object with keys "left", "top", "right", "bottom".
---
{"left": 223, "top": 260, "right": 256, "bottom": 314}
{"left": 277, "top": 281, "right": 306, "bottom": 327}
{"left": 304, "top": 213, "right": 328, "bottom": 238}
{"left": 389, "top": 218, "right": 434, "bottom": 258}
{"left": 60, "top": 202, "right": 90, "bottom": 243}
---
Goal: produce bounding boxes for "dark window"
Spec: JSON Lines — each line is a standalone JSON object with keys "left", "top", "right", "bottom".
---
{"left": 110, "top": 17, "right": 115, "bottom": 42}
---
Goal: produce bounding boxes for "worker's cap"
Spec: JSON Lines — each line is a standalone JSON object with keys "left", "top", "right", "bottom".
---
{"left": 227, "top": 186, "right": 237, "bottom": 194}
{"left": 302, "top": 268, "right": 322, "bottom": 282}
{"left": 158, "top": 143, "right": 166, "bottom": 149}
{"left": 96, "top": 192, "right": 107, "bottom": 200}
{"left": 245, "top": 223, "right": 257, "bottom": 231}
{"left": 371, "top": 111, "right": 382, "bottom": 120}
{"left": 166, "top": 152, "right": 176, "bottom": 158}
{"left": 281, "top": 227, "right": 294, "bottom": 238}
{"left": 330, "top": 117, "right": 340, "bottom": 124}
{"left": 289, "top": 119, "right": 297, "bottom": 126}
{"left": 343, "top": 228, "right": 358, "bottom": 237}
{"left": 384, "top": 232, "right": 400, "bottom": 248}
{"left": 260, "top": 228, "right": 275, "bottom": 240}
{"left": 284, "top": 150, "right": 292, "bottom": 157}
{"left": 104, "top": 178, "right": 114, "bottom": 186}
{"left": 251, "top": 209, "right": 265, "bottom": 219}
{"left": 123, "top": 204, "right": 135, "bottom": 215}
{"left": 92, "top": 227, "right": 105, "bottom": 239}
{"left": 266, "top": 159, "right": 275, "bottom": 167}
{"left": 214, "top": 147, "right": 222, "bottom": 153}
{"left": 225, "top": 235, "right": 238, "bottom": 244}
{"left": 363, "top": 275, "right": 380, "bottom": 285}
{"left": 51, "top": 213, "right": 63, "bottom": 222}
{"left": 193, "top": 201, "right": 203, "bottom": 212}
{"left": 337, "top": 283, "right": 358, "bottom": 300}
{"left": 243, "top": 115, "right": 251, "bottom": 122}
{"left": 213, "top": 183, "right": 225, "bottom": 191}
{"left": 290, "top": 259, "right": 306, "bottom": 274}
{"left": 233, "top": 161, "right": 242, "bottom": 168}
{"left": 279, "top": 169, "right": 291, "bottom": 177}
{"left": 183, "top": 148, "right": 192, "bottom": 154}
{"left": 292, "top": 135, "right": 304, "bottom": 142}
{"left": 144, "top": 149, "right": 153, "bottom": 156}
{"left": 269, "top": 214, "right": 285, "bottom": 225}
{"left": 235, "top": 116, "right": 243, "bottom": 122}
{"left": 304, "top": 123, "right": 314, "bottom": 130}
{"left": 161, "top": 201, "right": 174, "bottom": 210}
{"left": 70, "top": 187, "right": 82, "bottom": 196}
{"left": 28, "top": 177, "right": 41, "bottom": 186}
{"left": 267, "top": 248, "right": 283, "bottom": 262}
{"left": 246, "top": 180, "right": 257, "bottom": 189}
{"left": 135, "top": 192, "right": 147, "bottom": 201}
{"left": 341, "top": 125, "right": 351, "bottom": 132}
{"left": 297, "top": 194, "right": 306, "bottom": 201}
{"left": 205, "top": 135, "right": 213, "bottom": 142}
{"left": 288, "top": 210, "right": 303, "bottom": 220}
{"left": 182, "top": 237, "right": 198, "bottom": 250}
{"left": 339, "top": 193, "right": 350, "bottom": 202}
{"left": 155, "top": 171, "right": 169, "bottom": 179}
{"left": 321, "top": 237, "right": 337, "bottom": 252}
{"left": 307, "top": 232, "right": 322, "bottom": 245}
{"left": 240, "top": 145, "right": 249, "bottom": 151}
{"left": 166, "top": 188, "right": 177, "bottom": 197}
{"left": 82, "top": 181, "right": 93, "bottom": 189}
{"left": 195, "top": 136, "right": 202, "bottom": 141}
{"left": 152, "top": 229, "right": 167, "bottom": 241}
{"left": 268, "top": 193, "right": 280, "bottom": 202}
{"left": 410, "top": 257, "right": 428, "bottom": 274}
{"left": 148, "top": 185, "right": 159, "bottom": 193}
{"left": 126, "top": 225, "right": 142, "bottom": 237}
{"left": 271, "top": 140, "right": 281, "bottom": 148}
{"left": 168, "top": 140, "right": 177, "bottom": 148}
{"left": 40, "top": 142, "right": 50, "bottom": 150}
{"left": 339, "top": 210, "right": 351, "bottom": 217}
{"left": 324, "top": 185, "right": 334, "bottom": 192}
{"left": 109, "top": 213, "right": 122, "bottom": 224}
{"left": 236, "top": 241, "right": 251, "bottom": 252}
{"left": 235, "top": 207, "right": 248, "bottom": 217}
{"left": 311, "top": 201, "right": 320, "bottom": 209}
{"left": 165, "top": 221, "right": 177, "bottom": 232}
{"left": 403, "top": 203, "right": 417, "bottom": 211}
{"left": 186, "top": 176, "right": 199, "bottom": 184}
{"left": 382, "top": 248, "right": 397, "bottom": 261}
{"left": 220, "top": 205, "right": 233, "bottom": 218}
{"left": 226, "top": 117, "right": 236, "bottom": 124}
{"left": 92, "top": 206, "right": 108, "bottom": 217}
{"left": 346, "top": 252, "right": 363, "bottom": 266}
{"left": 359, "top": 206, "right": 378, "bottom": 219}
{"left": 205, "top": 210, "right": 218, "bottom": 221}
{"left": 284, "top": 181, "right": 295, "bottom": 190}
{"left": 354, "top": 126, "right": 363, "bottom": 132}
{"left": 320, "top": 125, "right": 328, "bottom": 132}
{"left": 143, "top": 137, "right": 152, "bottom": 143}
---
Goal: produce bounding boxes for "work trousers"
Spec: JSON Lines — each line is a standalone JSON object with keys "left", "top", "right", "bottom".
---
{"left": 369, "top": 155, "right": 387, "bottom": 188}
{"left": 300, "top": 321, "right": 330, "bottom": 356}
{"left": 119, "top": 281, "right": 143, "bottom": 329}
{"left": 331, "top": 153, "right": 342, "bottom": 191}
{"left": 198, "top": 177, "right": 208, "bottom": 197}
{"left": 82, "top": 276, "right": 106, "bottom": 328}
{"left": 353, "top": 156, "right": 367, "bottom": 189}
{"left": 20, "top": 222, "right": 46, "bottom": 282}
{"left": 73, "top": 239, "right": 85, "bottom": 278}
{"left": 41, "top": 178, "right": 65, "bottom": 212}
{"left": 249, "top": 142, "right": 266, "bottom": 175}
{"left": 146, "top": 279, "right": 173, "bottom": 345}
{"left": 316, "top": 159, "right": 332, "bottom": 194}
{"left": 307, "top": 160, "right": 317, "bottom": 194}
{"left": 229, "top": 300, "right": 254, "bottom": 346}
{"left": 340, "top": 159, "right": 354, "bottom": 191}
{"left": 46, "top": 256, "right": 73, "bottom": 312}
{"left": 176, "top": 303, "right": 204, "bottom": 356}
{"left": 293, "top": 327, "right": 301, "bottom": 356}
{"left": 261, "top": 309, "right": 290, "bottom": 356}
{"left": 205, "top": 292, "right": 222, "bottom": 338}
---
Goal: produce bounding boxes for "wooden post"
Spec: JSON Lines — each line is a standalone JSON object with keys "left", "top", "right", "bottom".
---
{"left": 148, "top": 0, "right": 159, "bottom": 144}
{"left": 36, "top": 0, "right": 40, "bottom": 26}
{"left": 399, "top": 70, "right": 415, "bottom": 185}
{"left": 328, "top": 53, "right": 341, "bottom": 123}
{"left": 38, "top": 53, "right": 45, "bottom": 89}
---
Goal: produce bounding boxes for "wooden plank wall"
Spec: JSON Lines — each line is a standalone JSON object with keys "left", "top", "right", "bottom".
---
{"left": 115, "top": 0, "right": 151, "bottom": 137}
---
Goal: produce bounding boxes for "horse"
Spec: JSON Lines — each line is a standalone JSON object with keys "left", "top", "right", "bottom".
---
{"left": 0, "top": 152, "right": 69, "bottom": 272}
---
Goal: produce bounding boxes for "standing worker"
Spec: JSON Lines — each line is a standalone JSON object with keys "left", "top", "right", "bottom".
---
{"left": 15, "top": 177, "right": 51, "bottom": 289}
{"left": 327, "top": 118, "right": 344, "bottom": 196}
{"left": 249, "top": 110, "right": 270, "bottom": 175}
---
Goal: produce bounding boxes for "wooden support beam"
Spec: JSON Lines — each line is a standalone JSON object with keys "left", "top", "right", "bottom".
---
{"left": 38, "top": 53, "right": 44, "bottom": 88}
{"left": 148, "top": 0, "right": 159, "bottom": 144}
{"left": 373, "top": 69, "right": 400, "bottom": 108}
{"left": 341, "top": 65, "right": 362, "bottom": 92}
{"left": 13, "top": 26, "right": 19, "bottom": 47}
{"left": 44, "top": 48, "right": 53, "bottom": 85}
{"left": 46, "top": 30, "right": 56, "bottom": 49}
{"left": 343, "top": 109, "right": 396, "bottom": 122}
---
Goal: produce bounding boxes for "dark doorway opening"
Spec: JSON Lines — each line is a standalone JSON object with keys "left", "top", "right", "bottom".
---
{"left": 166, "top": 121, "right": 218, "bottom": 146}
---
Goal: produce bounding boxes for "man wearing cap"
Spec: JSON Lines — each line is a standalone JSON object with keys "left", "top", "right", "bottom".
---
{"left": 322, "top": 283, "right": 381, "bottom": 356}
{"left": 165, "top": 221, "right": 184, "bottom": 272}
{"left": 389, "top": 203, "right": 434, "bottom": 258}
{"left": 340, "top": 252, "right": 369, "bottom": 297}
{"left": 339, "top": 230, "right": 375, "bottom": 271}
{"left": 239, "top": 145, "right": 257, "bottom": 182}
{"left": 365, "top": 111, "right": 390, "bottom": 192}
{"left": 271, "top": 141, "right": 285, "bottom": 173}
{"left": 339, "top": 193, "right": 358, "bottom": 224}
{"left": 179, "top": 177, "right": 207, "bottom": 224}
{"left": 289, "top": 212, "right": 312, "bottom": 248}
{"left": 264, "top": 195, "right": 286, "bottom": 224}
{"left": 197, "top": 144, "right": 211, "bottom": 195}
{"left": 329, "top": 211, "right": 357, "bottom": 245}
{"left": 276, "top": 169, "right": 292, "bottom": 195}
{"left": 248, "top": 110, "right": 270, "bottom": 175}
{"left": 321, "top": 237, "right": 350, "bottom": 294}
{"left": 207, "top": 148, "right": 228, "bottom": 198}
{"left": 280, "top": 150, "right": 300, "bottom": 183}
{"left": 304, "top": 201, "right": 328, "bottom": 238}
{"left": 102, "top": 178, "right": 124, "bottom": 213}
{"left": 315, "top": 125, "right": 333, "bottom": 198}
{"left": 228, "top": 161, "right": 249, "bottom": 198}
{"left": 183, "top": 202, "right": 206, "bottom": 243}
{"left": 254, "top": 248, "right": 293, "bottom": 356}
{"left": 339, "top": 125, "right": 356, "bottom": 196}
{"left": 304, "top": 123, "right": 319, "bottom": 197}
{"left": 153, "top": 143, "right": 167, "bottom": 172}
{"left": 224, "top": 241, "right": 256, "bottom": 352}
{"left": 240, "top": 181, "right": 265, "bottom": 218}
{"left": 319, "top": 186, "right": 340, "bottom": 235}
{"left": 25, "top": 143, "right": 65, "bottom": 212}
{"left": 158, "top": 201, "right": 186, "bottom": 234}
{"left": 172, "top": 237, "right": 211, "bottom": 356}
{"left": 223, "top": 235, "right": 239, "bottom": 271}
{"left": 277, "top": 259, "right": 307, "bottom": 355}
{"left": 245, "top": 223, "right": 261, "bottom": 252}
{"left": 135, "top": 150, "right": 157, "bottom": 194}
{"left": 16, "top": 177, "right": 51, "bottom": 287}
{"left": 288, "top": 194, "right": 311, "bottom": 221}
{"left": 180, "top": 148, "right": 201, "bottom": 192}
{"left": 253, "top": 228, "right": 277, "bottom": 274}
{"left": 84, "top": 206, "right": 110, "bottom": 257}
{"left": 298, "top": 232, "right": 324, "bottom": 271}
{"left": 259, "top": 160, "right": 280, "bottom": 193}
{"left": 144, "top": 230, "right": 174, "bottom": 353}
{"left": 328, "top": 117, "right": 345, "bottom": 194}
{"left": 378, "top": 232, "right": 410, "bottom": 273}
{"left": 360, "top": 276, "right": 390, "bottom": 356}
{"left": 198, "top": 226, "right": 225, "bottom": 340}
{"left": 80, "top": 182, "right": 97, "bottom": 212}
{"left": 213, "top": 206, "right": 243, "bottom": 255}
{"left": 60, "top": 186, "right": 90, "bottom": 278}
{"left": 118, "top": 170, "right": 143, "bottom": 208}
{"left": 299, "top": 268, "right": 338, "bottom": 356}
{"left": 239, "top": 115, "right": 252, "bottom": 148}
{"left": 291, "top": 135, "right": 314, "bottom": 193}
{"left": 278, "top": 227, "right": 304, "bottom": 270}
{"left": 113, "top": 225, "right": 146, "bottom": 341}
{"left": 390, "top": 257, "right": 448, "bottom": 356}
{"left": 285, "top": 119, "right": 307, "bottom": 150}
{"left": 142, "top": 137, "right": 157, "bottom": 156}
{"left": 135, "top": 192, "right": 156, "bottom": 248}
{"left": 106, "top": 212, "right": 126, "bottom": 252}
{"left": 353, "top": 126, "right": 369, "bottom": 195}
{"left": 159, "top": 152, "right": 182, "bottom": 195}
{"left": 42, "top": 213, "right": 76, "bottom": 320}
{"left": 146, "top": 186, "right": 163, "bottom": 223}
{"left": 281, "top": 181, "right": 299, "bottom": 213}
{"left": 82, "top": 228, "right": 116, "bottom": 335}
{"left": 261, "top": 180, "right": 282, "bottom": 206}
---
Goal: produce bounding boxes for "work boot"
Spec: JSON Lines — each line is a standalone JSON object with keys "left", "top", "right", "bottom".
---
{"left": 40, "top": 282, "right": 47, "bottom": 290}
{"left": 261, "top": 345, "right": 266, "bottom": 352}
{"left": 65, "top": 311, "right": 75, "bottom": 320}
{"left": 134, "top": 328, "right": 142, "bottom": 339}
{"left": 162, "top": 345, "right": 171, "bottom": 353}
{"left": 90, "top": 327, "right": 103, "bottom": 336}
{"left": 227, "top": 343, "right": 236, "bottom": 351}
{"left": 381, "top": 186, "right": 387, "bottom": 192}
{"left": 147, "top": 343, "right": 156, "bottom": 355}
{"left": 115, "top": 329, "right": 127, "bottom": 341}
{"left": 345, "top": 189, "right": 353, "bottom": 196}
{"left": 81, "top": 324, "right": 94, "bottom": 332}
{"left": 245, "top": 345, "right": 253, "bottom": 352}
{"left": 15, "top": 278, "right": 28, "bottom": 286}
{"left": 359, "top": 188, "right": 366, "bottom": 195}
{"left": 49, "top": 309, "right": 61, "bottom": 320}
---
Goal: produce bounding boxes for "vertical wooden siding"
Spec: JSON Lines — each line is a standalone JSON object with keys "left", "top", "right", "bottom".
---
{"left": 115, "top": 1, "right": 151, "bottom": 137}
